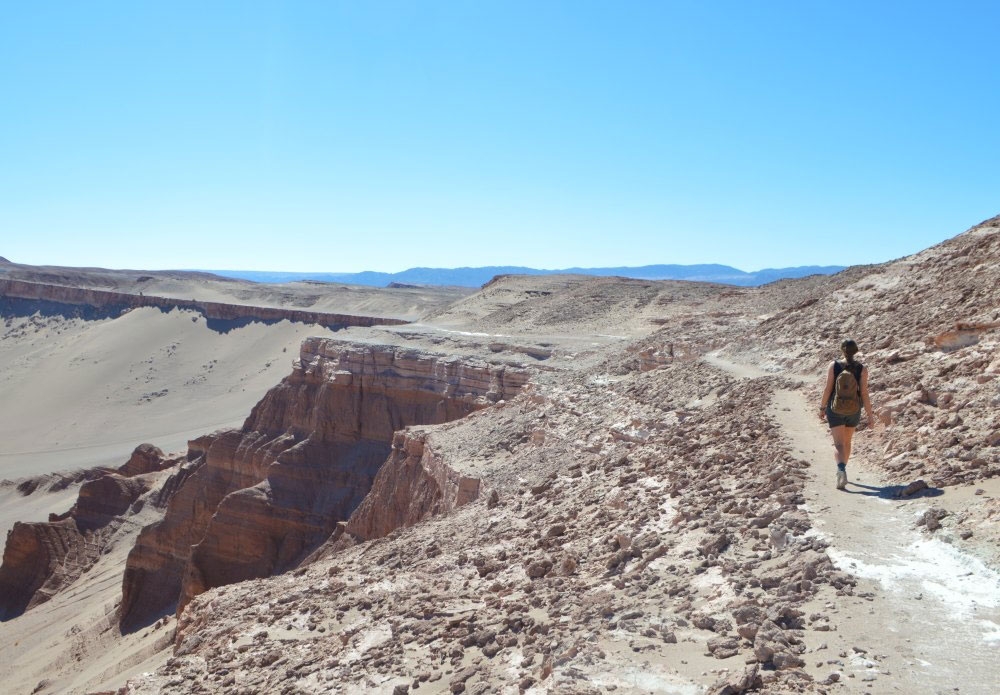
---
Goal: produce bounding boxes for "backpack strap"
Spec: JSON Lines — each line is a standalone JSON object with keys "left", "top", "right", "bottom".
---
{"left": 835, "top": 360, "right": 863, "bottom": 380}
{"left": 828, "top": 361, "right": 842, "bottom": 407}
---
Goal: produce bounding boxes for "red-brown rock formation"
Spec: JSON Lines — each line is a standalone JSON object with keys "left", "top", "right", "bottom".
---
{"left": 0, "top": 520, "right": 95, "bottom": 620}
{"left": 345, "top": 429, "right": 482, "bottom": 541}
{"left": 117, "top": 432, "right": 268, "bottom": 632}
{"left": 0, "top": 444, "right": 168, "bottom": 620}
{"left": 119, "top": 339, "right": 528, "bottom": 632}
{"left": 118, "top": 443, "right": 174, "bottom": 477}
{"left": 73, "top": 474, "right": 151, "bottom": 531}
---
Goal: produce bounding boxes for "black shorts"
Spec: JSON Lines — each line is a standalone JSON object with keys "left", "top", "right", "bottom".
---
{"left": 827, "top": 405, "right": 861, "bottom": 428}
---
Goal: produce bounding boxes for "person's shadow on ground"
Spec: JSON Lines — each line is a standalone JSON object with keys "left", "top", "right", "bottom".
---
{"left": 844, "top": 480, "right": 944, "bottom": 500}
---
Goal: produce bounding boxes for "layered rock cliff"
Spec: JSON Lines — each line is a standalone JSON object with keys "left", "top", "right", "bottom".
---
{"left": 0, "top": 278, "right": 409, "bottom": 329}
{"left": 119, "top": 339, "right": 529, "bottom": 632}
{"left": 0, "top": 445, "right": 177, "bottom": 620}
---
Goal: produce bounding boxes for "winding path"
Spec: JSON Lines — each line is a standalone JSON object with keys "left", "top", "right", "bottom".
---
{"left": 705, "top": 352, "right": 1000, "bottom": 693}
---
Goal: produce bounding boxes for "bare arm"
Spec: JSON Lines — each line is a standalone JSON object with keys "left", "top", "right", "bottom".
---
{"left": 819, "top": 363, "right": 834, "bottom": 420}
{"left": 860, "top": 366, "right": 875, "bottom": 423}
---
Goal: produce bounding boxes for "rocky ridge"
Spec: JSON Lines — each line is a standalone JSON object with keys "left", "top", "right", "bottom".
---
{"left": 127, "top": 356, "right": 850, "bottom": 694}
{"left": 116, "top": 219, "right": 1000, "bottom": 695}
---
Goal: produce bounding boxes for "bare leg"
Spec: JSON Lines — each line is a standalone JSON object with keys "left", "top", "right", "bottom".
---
{"left": 830, "top": 425, "right": 847, "bottom": 464}
{"left": 841, "top": 426, "right": 856, "bottom": 464}
{"left": 831, "top": 425, "right": 853, "bottom": 489}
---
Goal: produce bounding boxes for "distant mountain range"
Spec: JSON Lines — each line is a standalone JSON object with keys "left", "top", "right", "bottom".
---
{"left": 205, "top": 264, "right": 846, "bottom": 288}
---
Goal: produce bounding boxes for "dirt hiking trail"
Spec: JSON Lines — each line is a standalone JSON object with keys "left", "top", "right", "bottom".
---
{"left": 706, "top": 352, "right": 1000, "bottom": 694}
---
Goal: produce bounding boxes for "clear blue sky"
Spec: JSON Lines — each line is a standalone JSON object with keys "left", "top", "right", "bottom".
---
{"left": 2, "top": 2, "right": 998, "bottom": 273}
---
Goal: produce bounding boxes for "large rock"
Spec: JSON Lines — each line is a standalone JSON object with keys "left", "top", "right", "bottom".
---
{"left": 710, "top": 665, "right": 762, "bottom": 694}
{"left": 118, "top": 443, "right": 173, "bottom": 477}
{"left": 119, "top": 431, "right": 284, "bottom": 632}
{"left": 0, "top": 520, "right": 94, "bottom": 619}
{"left": 120, "top": 339, "right": 528, "bottom": 631}
{"left": 74, "top": 474, "right": 150, "bottom": 531}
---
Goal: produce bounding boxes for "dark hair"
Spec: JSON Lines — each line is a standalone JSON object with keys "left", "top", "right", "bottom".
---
{"left": 841, "top": 339, "right": 859, "bottom": 365}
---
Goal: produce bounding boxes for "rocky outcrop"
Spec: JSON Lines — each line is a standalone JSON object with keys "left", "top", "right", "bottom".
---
{"left": 0, "top": 519, "right": 95, "bottom": 620}
{"left": 73, "top": 475, "right": 151, "bottom": 531}
{"left": 119, "top": 339, "right": 529, "bottom": 632}
{"left": 0, "top": 278, "right": 409, "bottom": 329}
{"left": 117, "top": 432, "right": 264, "bottom": 632}
{"left": 932, "top": 320, "right": 1000, "bottom": 351}
{"left": 122, "top": 354, "right": 855, "bottom": 695}
{"left": 118, "top": 443, "right": 174, "bottom": 477}
{"left": 346, "top": 429, "right": 482, "bottom": 541}
{"left": 0, "top": 445, "right": 167, "bottom": 620}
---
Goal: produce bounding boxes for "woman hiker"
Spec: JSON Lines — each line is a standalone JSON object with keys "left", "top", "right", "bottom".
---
{"left": 819, "top": 339, "right": 876, "bottom": 489}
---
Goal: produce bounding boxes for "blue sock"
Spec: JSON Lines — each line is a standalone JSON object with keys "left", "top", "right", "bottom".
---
{"left": 837, "top": 462, "right": 846, "bottom": 472}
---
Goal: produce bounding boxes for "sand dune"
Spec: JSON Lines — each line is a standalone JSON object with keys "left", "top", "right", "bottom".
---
{"left": 0, "top": 307, "right": 341, "bottom": 479}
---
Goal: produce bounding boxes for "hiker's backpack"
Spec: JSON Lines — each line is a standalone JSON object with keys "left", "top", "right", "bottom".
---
{"left": 831, "top": 361, "right": 862, "bottom": 416}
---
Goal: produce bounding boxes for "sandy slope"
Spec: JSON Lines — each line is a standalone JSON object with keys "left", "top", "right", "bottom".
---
{"left": 0, "top": 304, "right": 343, "bottom": 570}
{"left": 0, "top": 298, "right": 346, "bottom": 694}
{"left": 0, "top": 484, "right": 81, "bottom": 540}
{"left": 0, "top": 307, "right": 341, "bottom": 479}
{"left": 0, "top": 494, "right": 176, "bottom": 695}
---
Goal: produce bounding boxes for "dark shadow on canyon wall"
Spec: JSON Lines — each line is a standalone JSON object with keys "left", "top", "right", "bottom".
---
{"left": 0, "top": 297, "right": 350, "bottom": 335}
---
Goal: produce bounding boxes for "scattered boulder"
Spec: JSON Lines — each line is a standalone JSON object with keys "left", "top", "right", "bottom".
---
{"left": 709, "top": 664, "right": 762, "bottom": 694}
{"left": 917, "top": 507, "right": 949, "bottom": 532}
{"left": 897, "top": 479, "right": 929, "bottom": 498}
{"left": 707, "top": 636, "right": 741, "bottom": 659}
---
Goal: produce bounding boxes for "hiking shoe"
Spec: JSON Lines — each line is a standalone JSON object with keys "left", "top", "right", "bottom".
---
{"left": 836, "top": 463, "right": 847, "bottom": 490}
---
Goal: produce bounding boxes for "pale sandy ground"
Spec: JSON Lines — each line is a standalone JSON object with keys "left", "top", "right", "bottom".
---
{"left": 0, "top": 484, "right": 81, "bottom": 540}
{"left": 0, "top": 308, "right": 334, "bottom": 694}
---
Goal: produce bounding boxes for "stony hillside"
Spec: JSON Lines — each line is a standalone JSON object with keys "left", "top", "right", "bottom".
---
{"left": 723, "top": 215, "right": 1000, "bottom": 488}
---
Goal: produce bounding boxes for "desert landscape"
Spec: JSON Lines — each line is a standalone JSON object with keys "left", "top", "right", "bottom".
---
{"left": 1, "top": 216, "right": 999, "bottom": 695}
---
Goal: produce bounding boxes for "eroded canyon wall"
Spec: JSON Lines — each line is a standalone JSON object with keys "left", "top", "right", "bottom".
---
{"left": 0, "top": 278, "right": 408, "bottom": 328}
{"left": 119, "top": 338, "right": 528, "bottom": 632}
{"left": 0, "top": 445, "right": 178, "bottom": 620}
